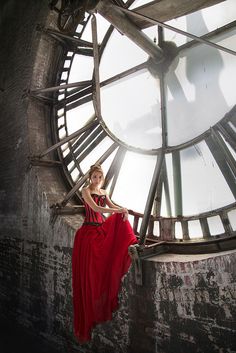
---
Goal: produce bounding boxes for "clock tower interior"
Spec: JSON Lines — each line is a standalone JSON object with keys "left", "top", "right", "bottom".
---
{"left": 0, "top": 1, "right": 235, "bottom": 352}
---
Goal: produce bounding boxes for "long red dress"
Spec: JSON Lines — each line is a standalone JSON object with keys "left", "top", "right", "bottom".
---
{"left": 72, "top": 194, "right": 137, "bottom": 342}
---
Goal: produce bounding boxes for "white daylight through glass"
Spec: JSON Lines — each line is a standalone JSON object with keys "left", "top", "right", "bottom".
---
{"left": 56, "top": 0, "right": 236, "bottom": 238}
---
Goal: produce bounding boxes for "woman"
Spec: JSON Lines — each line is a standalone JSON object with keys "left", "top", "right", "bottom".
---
{"left": 72, "top": 164, "right": 137, "bottom": 343}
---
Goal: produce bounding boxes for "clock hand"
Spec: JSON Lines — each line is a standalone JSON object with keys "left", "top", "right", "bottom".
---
{"left": 93, "top": 0, "right": 164, "bottom": 64}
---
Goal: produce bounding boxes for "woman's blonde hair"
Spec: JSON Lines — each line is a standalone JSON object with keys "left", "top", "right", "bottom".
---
{"left": 88, "top": 164, "right": 104, "bottom": 180}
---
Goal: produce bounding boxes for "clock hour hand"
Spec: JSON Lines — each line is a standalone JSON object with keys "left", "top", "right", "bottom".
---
{"left": 93, "top": 0, "right": 164, "bottom": 64}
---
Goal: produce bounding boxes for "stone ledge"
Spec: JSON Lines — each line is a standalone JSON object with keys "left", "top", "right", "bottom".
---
{"left": 146, "top": 249, "right": 236, "bottom": 262}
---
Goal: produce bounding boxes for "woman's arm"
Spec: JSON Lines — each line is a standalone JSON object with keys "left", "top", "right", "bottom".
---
{"left": 82, "top": 188, "right": 126, "bottom": 215}
{"left": 105, "top": 191, "right": 129, "bottom": 221}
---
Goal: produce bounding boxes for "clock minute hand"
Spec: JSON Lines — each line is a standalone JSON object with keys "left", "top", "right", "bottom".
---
{"left": 94, "top": 0, "right": 164, "bottom": 64}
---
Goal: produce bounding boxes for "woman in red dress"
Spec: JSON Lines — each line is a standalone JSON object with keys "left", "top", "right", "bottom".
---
{"left": 72, "top": 164, "right": 137, "bottom": 343}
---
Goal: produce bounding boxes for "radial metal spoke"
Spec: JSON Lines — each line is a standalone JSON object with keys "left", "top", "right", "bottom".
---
{"left": 206, "top": 131, "right": 236, "bottom": 199}
{"left": 38, "top": 119, "right": 97, "bottom": 158}
{"left": 217, "top": 122, "right": 236, "bottom": 152}
{"left": 60, "top": 142, "right": 119, "bottom": 206}
{"left": 63, "top": 94, "right": 94, "bottom": 111}
{"left": 92, "top": 14, "right": 102, "bottom": 120}
{"left": 64, "top": 123, "right": 102, "bottom": 165}
{"left": 101, "top": 61, "right": 147, "bottom": 88}
{"left": 139, "top": 152, "right": 164, "bottom": 245}
{"left": 75, "top": 131, "right": 107, "bottom": 165}
{"left": 172, "top": 150, "right": 183, "bottom": 217}
{"left": 39, "top": 25, "right": 94, "bottom": 46}
{"left": 56, "top": 61, "right": 147, "bottom": 109}
{"left": 30, "top": 80, "right": 92, "bottom": 95}
{"left": 67, "top": 129, "right": 105, "bottom": 174}
{"left": 178, "top": 20, "right": 236, "bottom": 53}
{"left": 119, "top": 6, "right": 236, "bottom": 57}
{"left": 153, "top": 172, "right": 163, "bottom": 218}
{"left": 211, "top": 128, "right": 236, "bottom": 177}
{"left": 103, "top": 146, "right": 126, "bottom": 196}
{"left": 162, "top": 159, "right": 172, "bottom": 217}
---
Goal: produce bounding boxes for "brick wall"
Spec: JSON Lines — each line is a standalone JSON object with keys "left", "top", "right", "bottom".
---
{"left": 127, "top": 252, "right": 236, "bottom": 353}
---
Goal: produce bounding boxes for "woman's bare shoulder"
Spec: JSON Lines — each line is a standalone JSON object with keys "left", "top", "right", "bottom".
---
{"left": 100, "top": 189, "right": 107, "bottom": 196}
{"left": 81, "top": 187, "right": 90, "bottom": 196}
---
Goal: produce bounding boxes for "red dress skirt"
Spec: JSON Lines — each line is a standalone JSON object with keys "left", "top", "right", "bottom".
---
{"left": 72, "top": 194, "right": 137, "bottom": 342}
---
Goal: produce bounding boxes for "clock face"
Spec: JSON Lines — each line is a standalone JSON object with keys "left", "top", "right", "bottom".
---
{"left": 54, "top": 0, "right": 236, "bottom": 236}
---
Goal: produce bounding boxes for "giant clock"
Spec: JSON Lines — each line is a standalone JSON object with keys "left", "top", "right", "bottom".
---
{"left": 44, "top": 0, "right": 236, "bottom": 242}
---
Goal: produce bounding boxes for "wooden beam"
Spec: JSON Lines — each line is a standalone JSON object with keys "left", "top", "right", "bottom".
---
{"left": 96, "top": 0, "right": 164, "bottom": 62}
{"left": 129, "top": 0, "right": 226, "bottom": 29}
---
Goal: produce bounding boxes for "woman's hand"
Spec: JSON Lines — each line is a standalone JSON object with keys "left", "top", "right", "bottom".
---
{"left": 115, "top": 208, "right": 128, "bottom": 221}
{"left": 121, "top": 208, "right": 129, "bottom": 221}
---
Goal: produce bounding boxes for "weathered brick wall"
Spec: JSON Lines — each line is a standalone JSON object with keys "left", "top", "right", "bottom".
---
{"left": 0, "top": 0, "right": 81, "bottom": 350}
{"left": 0, "top": 1, "right": 235, "bottom": 353}
{"left": 127, "top": 252, "right": 236, "bottom": 353}
{"left": 0, "top": 0, "right": 45, "bottom": 324}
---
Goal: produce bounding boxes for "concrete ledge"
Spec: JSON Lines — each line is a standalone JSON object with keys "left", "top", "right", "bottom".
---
{"left": 146, "top": 248, "right": 236, "bottom": 262}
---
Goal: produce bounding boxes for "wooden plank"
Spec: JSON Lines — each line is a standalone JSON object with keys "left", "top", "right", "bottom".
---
{"left": 129, "top": 0, "right": 226, "bottom": 29}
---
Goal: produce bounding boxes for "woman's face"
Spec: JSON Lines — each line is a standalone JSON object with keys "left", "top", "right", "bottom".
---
{"left": 90, "top": 171, "right": 104, "bottom": 187}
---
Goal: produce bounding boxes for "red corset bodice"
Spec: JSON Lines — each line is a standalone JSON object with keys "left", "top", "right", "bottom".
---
{"left": 83, "top": 194, "right": 106, "bottom": 225}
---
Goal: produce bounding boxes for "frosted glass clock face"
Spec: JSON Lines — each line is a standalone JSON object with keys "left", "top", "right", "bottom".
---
{"left": 56, "top": 0, "right": 236, "bottom": 218}
{"left": 166, "top": 29, "right": 236, "bottom": 146}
